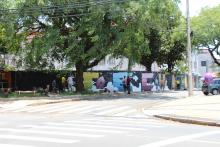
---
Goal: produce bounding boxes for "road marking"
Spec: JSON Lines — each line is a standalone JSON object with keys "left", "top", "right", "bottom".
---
{"left": 191, "top": 140, "right": 220, "bottom": 144}
{"left": 43, "top": 103, "right": 89, "bottom": 113}
{"left": 12, "top": 102, "right": 69, "bottom": 112}
{"left": 94, "top": 106, "right": 131, "bottom": 115}
{"left": 45, "top": 122, "right": 148, "bottom": 131}
{"left": 84, "top": 118, "right": 163, "bottom": 126}
{"left": 139, "top": 131, "right": 220, "bottom": 147}
{"left": 28, "top": 103, "right": 74, "bottom": 112}
{"left": 113, "top": 109, "right": 137, "bottom": 116}
{"left": 0, "top": 135, "right": 79, "bottom": 144}
{"left": 2, "top": 104, "right": 65, "bottom": 112}
{"left": 23, "top": 125, "right": 125, "bottom": 133}
{"left": 60, "top": 105, "right": 100, "bottom": 113}
{"left": 0, "top": 107, "right": 25, "bottom": 112}
{"left": 0, "top": 128, "right": 104, "bottom": 138}
{"left": 65, "top": 120, "right": 160, "bottom": 128}
{"left": 80, "top": 105, "right": 117, "bottom": 114}
{"left": 0, "top": 144, "right": 36, "bottom": 147}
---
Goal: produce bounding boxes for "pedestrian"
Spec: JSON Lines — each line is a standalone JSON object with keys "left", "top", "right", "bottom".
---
{"left": 160, "top": 78, "right": 165, "bottom": 92}
{"left": 67, "top": 74, "right": 74, "bottom": 92}
{"left": 176, "top": 80, "right": 180, "bottom": 90}
{"left": 127, "top": 76, "right": 131, "bottom": 94}
{"left": 122, "top": 76, "right": 127, "bottom": 92}
{"left": 61, "top": 76, "right": 66, "bottom": 92}
{"left": 52, "top": 79, "right": 57, "bottom": 93}
{"left": 155, "top": 78, "right": 159, "bottom": 92}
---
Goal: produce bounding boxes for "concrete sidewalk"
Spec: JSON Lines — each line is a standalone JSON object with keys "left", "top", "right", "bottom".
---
{"left": 143, "top": 94, "right": 220, "bottom": 127}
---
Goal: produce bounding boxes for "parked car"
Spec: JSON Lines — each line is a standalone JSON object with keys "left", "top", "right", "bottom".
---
{"left": 202, "top": 78, "right": 220, "bottom": 95}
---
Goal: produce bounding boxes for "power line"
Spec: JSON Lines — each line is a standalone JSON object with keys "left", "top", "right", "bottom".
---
{"left": 0, "top": 0, "right": 128, "bottom": 15}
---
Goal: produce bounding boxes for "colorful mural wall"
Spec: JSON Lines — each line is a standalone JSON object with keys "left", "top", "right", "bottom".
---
{"left": 87, "top": 72, "right": 171, "bottom": 92}
{"left": 4, "top": 71, "right": 192, "bottom": 92}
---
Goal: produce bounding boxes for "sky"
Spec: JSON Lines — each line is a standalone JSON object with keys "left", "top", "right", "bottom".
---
{"left": 179, "top": 0, "right": 220, "bottom": 16}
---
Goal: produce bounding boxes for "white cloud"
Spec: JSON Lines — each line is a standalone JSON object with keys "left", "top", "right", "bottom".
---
{"left": 180, "top": 0, "right": 220, "bottom": 16}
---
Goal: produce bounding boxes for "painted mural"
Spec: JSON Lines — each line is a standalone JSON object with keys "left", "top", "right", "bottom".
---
{"left": 142, "top": 73, "right": 154, "bottom": 91}
{"left": 91, "top": 72, "right": 116, "bottom": 92}
{"left": 83, "top": 72, "right": 99, "bottom": 90}
{"left": 113, "top": 72, "right": 128, "bottom": 92}
{"left": 112, "top": 72, "right": 142, "bottom": 92}
{"left": 83, "top": 71, "right": 173, "bottom": 92}
{"left": 130, "top": 72, "right": 142, "bottom": 92}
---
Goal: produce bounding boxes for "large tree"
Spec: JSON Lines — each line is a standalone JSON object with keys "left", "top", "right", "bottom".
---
{"left": 111, "top": 0, "right": 183, "bottom": 72}
{"left": 14, "top": 0, "right": 120, "bottom": 92}
{"left": 139, "top": 0, "right": 182, "bottom": 71}
{"left": 191, "top": 5, "right": 220, "bottom": 65}
{"left": 0, "top": 0, "right": 22, "bottom": 68}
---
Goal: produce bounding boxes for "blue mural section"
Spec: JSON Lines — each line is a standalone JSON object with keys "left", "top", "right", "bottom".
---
{"left": 130, "top": 72, "right": 142, "bottom": 92}
{"left": 113, "top": 72, "right": 128, "bottom": 92}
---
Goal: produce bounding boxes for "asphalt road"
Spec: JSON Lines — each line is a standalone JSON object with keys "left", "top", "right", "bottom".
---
{"left": 0, "top": 92, "right": 220, "bottom": 147}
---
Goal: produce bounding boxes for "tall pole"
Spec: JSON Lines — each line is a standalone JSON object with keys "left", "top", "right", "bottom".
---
{"left": 186, "top": 0, "right": 193, "bottom": 96}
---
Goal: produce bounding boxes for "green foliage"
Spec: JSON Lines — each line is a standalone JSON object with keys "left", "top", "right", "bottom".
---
{"left": 0, "top": 0, "right": 188, "bottom": 91}
{"left": 191, "top": 5, "right": 220, "bottom": 65}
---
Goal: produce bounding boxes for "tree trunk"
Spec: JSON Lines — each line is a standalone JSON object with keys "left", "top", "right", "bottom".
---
{"left": 208, "top": 48, "right": 220, "bottom": 66}
{"left": 168, "top": 63, "right": 173, "bottom": 73}
{"left": 146, "top": 62, "right": 152, "bottom": 72}
{"left": 75, "top": 61, "right": 85, "bottom": 92}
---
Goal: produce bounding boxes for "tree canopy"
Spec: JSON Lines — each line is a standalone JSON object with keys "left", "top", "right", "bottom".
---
{"left": 191, "top": 4, "right": 220, "bottom": 65}
{"left": 0, "top": 0, "right": 188, "bottom": 91}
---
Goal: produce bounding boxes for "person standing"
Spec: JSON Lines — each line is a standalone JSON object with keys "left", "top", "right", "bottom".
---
{"left": 160, "top": 78, "right": 165, "bottom": 92}
{"left": 52, "top": 79, "right": 57, "bottom": 93}
{"left": 127, "top": 76, "right": 131, "bottom": 94}
{"left": 67, "top": 74, "right": 74, "bottom": 92}
{"left": 122, "top": 76, "right": 127, "bottom": 92}
{"left": 61, "top": 76, "right": 66, "bottom": 92}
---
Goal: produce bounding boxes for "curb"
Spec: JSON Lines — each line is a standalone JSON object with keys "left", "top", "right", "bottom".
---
{"left": 154, "top": 114, "right": 220, "bottom": 127}
{"left": 27, "top": 99, "right": 75, "bottom": 106}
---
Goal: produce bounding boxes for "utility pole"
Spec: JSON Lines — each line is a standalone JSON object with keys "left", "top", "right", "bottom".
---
{"left": 186, "top": 0, "right": 193, "bottom": 96}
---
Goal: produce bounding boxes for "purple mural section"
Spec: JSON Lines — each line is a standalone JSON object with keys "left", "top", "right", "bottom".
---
{"left": 92, "top": 72, "right": 115, "bottom": 92}
{"left": 142, "top": 73, "right": 154, "bottom": 91}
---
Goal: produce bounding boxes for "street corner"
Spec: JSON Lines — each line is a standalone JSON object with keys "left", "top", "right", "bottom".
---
{"left": 142, "top": 108, "right": 184, "bottom": 117}
{"left": 154, "top": 114, "right": 220, "bottom": 127}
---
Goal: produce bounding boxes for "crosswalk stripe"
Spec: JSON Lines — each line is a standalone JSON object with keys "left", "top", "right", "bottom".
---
{"left": 27, "top": 103, "right": 74, "bottom": 113}
{"left": 45, "top": 122, "right": 148, "bottom": 131}
{"left": 12, "top": 102, "right": 69, "bottom": 112}
{"left": 84, "top": 118, "right": 163, "bottom": 126}
{"left": 43, "top": 103, "right": 89, "bottom": 113}
{"left": 1, "top": 102, "right": 65, "bottom": 112}
{"left": 0, "top": 107, "right": 24, "bottom": 112}
{"left": 80, "top": 105, "right": 117, "bottom": 114}
{"left": 113, "top": 109, "right": 137, "bottom": 116}
{"left": 0, "top": 128, "right": 104, "bottom": 138}
{"left": 22, "top": 125, "right": 125, "bottom": 133}
{"left": 94, "top": 106, "right": 131, "bottom": 115}
{"left": 0, "top": 135, "right": 79, "bottom": 144}
{"left": 0, "top": 144, "right": 36, "bottom": 147}
{"left": 60, "top": 105, "right": 100, "bottom": 114}
{"left": 64, "top": 120, "right": 159, "bottom": 128}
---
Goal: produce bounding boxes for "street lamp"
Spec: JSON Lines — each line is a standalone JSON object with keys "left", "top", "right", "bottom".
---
{"left": 186, "top": 0, "right": 193, "bottom": 96}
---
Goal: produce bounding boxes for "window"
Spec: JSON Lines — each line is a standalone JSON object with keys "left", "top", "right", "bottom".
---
{"left": 201, "top": 61, "right": 206, "bottom": 66}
